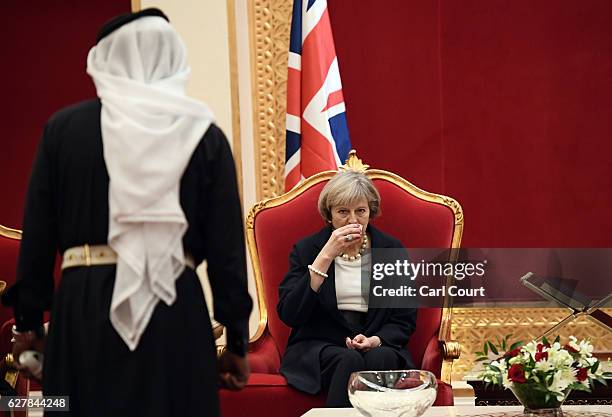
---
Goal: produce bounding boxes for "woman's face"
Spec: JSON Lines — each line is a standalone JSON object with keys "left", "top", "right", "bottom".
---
{"left": 330, "top": 198, "right": 370, "bottom": 232}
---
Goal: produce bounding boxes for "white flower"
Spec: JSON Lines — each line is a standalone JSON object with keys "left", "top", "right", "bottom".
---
{"left": 549, "top": 368, "right": 576, "bottom": 394}
{"left": 490, "top": 360, "right": 507, "bottom": 372}
{"left": 568, "top": 336, "right": 580, "bottom": 352}
{"left": 523, "top": 341, "right": 538, "bottom": 358}
{"left": 548, "top": 348, "right": 573, "bottom": 368}
{"left": 577, "top": 339, "right": 594, "bottom": 357}
{"left": 502, "top": 372, "right": 513, "bottom": 389}
{"left": 534, "top": 359, "right": 553, "bottom": 373}
{"left": 578, "top": 356, "right": 597, "bottom": 369}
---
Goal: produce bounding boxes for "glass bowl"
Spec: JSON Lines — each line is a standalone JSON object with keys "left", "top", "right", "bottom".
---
{"left": 348, "top": 370, "right": 437, "bottom": 417}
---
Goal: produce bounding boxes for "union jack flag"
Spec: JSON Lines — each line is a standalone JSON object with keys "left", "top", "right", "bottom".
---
{"left": 284, "top": 0, "right": 352, "bottom": 192}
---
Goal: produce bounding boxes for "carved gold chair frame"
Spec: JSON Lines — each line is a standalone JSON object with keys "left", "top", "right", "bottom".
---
{"left": 244, "top": 150, "right": 464, "bottom": 382}
{"left": 0, "top": 224, "right": 22, "bottom": 391}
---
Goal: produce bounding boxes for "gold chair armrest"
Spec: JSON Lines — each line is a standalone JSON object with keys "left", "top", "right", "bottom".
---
{"left": 5, "top": 353, "right": 15, "bottom": 368}
{"left": 441, "top": 339, "right": 461, "bottom": 361}
{"left": 3, "top": 353, "right": 20, "bottom": 388}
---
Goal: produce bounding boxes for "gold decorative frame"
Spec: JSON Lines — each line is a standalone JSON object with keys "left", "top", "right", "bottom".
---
{"left": 244, "top": 150, "right": 464, "bottom": 382}
{"left": 0, "top": 225, "right": 21, "bottom": 241}
{"left": 0, "top": 224, "right": 20, "bottom": 296}
{"left": 249, "top": 0, "right": 293, "bottom": 200}
{"left": 0, "top": 224, "right": 21, "bottom": 390}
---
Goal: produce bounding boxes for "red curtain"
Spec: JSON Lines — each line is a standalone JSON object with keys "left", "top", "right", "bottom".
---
{"left": 1, "top": 1, "right": 130, "bottom": 228}
{"left": 329, "top": 0, "right": 612, "bottom": 247}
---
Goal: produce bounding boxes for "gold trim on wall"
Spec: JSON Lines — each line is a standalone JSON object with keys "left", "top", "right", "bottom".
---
{"left": 227, "top": 0, "right": 244, "bottom": 200}
{"left": 452, "top": 307, "right": 612, "bottom": 381}
{"left": 250, "top": 0, "right": 292, "bottom": 200}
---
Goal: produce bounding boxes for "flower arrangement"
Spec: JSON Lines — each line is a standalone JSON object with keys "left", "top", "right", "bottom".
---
{"left": 476, "top": 335, "right": 611, "bottom": 411}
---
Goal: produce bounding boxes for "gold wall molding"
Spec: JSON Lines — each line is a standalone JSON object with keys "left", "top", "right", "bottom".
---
{"left": 250, "top": 0, "right": 292, "bottom": 200}
{"left": 451, "top": 307, "right": 612, "bottom": 381}
{"left": 227, "top": 0, "right": 244, "bottom": 201}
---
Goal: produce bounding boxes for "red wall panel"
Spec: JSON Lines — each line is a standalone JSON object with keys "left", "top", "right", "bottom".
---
{"left": 1, "top": 1, "right": 130, "bottom": 228}
{"left": 328, "top": 0, "right": 445, "bottom": 193}
{"left": 329, "top": 0, "right": 612, "bottom": 247}
{"left": 441, "top": 0, "right": 612, "bottom": 246}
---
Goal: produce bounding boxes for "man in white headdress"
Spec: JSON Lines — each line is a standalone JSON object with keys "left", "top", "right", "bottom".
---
{"left": 3, "top": 8, "right": 252, "bottom": 416}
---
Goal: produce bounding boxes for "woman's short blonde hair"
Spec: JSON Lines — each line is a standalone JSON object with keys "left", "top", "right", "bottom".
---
{"left": 318, "top": 171, "right": 381, "bottom": 222}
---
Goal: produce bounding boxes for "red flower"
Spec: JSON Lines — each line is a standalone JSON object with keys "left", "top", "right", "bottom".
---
{"left": 564, "top": 344, "right": 579, "bottom": 354}
{"left": 535, "top": 351, "right": 548, "bottom": 362}
{"left": 576, "top": 367, "right": 588, "bottom": 382}
{"left": 536, "top": 343, "right": 550, "bottom": 352}
{"left": 504, "top": 348, "right": 521, "bottom": 358}
{"left": 508, "top": 364, "right": 527, "bottom": 383}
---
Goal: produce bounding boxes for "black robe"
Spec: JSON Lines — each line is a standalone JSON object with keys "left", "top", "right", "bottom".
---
{"left": 277, "top": 225, "right": 417, "bottom": 394}
{"left": 2, "top": 99, "right": 252, "bottom": 416}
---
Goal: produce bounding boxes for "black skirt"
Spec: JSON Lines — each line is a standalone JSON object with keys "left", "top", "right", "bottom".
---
{"left": 43, "top": 265, "right": 219, "bottom": 417}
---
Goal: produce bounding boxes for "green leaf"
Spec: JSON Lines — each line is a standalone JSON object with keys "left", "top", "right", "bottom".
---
{"left": 509, "top": 341, "right": 523, "bottom": 351}
{"left": 475, "top": 357, "right": 489, "bottom": 362}
{"left": 475, "top": 351, "right": 484, "bottom": 357}
{"left": 484, "top": 342, "right": 488, "bottom": 355}
{"left": 602, "top": 371, "right": 612, "bottom": 379}
{"left": 554, "top": 335, "right": 560, "bottom": 344}
{"left": 569, "top": 383, "right": 591, "bottom": 392}
{"left": 595, "top": 376, "right": 607, "bottom": 386}
{"left": 502, "top": 337, "right": 507, "bottom": 350}
{"left": 545, "top": 393, "right": 551, "bottom": 403}
{"left": 488, "top": 341, "right": 499, "bottom": 355}
{"left": 542, "top": 336, "right": 549, "bottom": 346}
{"left": 532, "top": 384, "right": 550, "bottom": 392}
{"left": 488, "top": 365, "right": 502, "bottom": 373}
{"left": 591, "top": 361, "right": 599, "bottom": 373}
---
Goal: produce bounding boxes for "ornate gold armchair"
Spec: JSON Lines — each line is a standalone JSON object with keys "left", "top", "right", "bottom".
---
{"left": 219, "top": 151, "right": 463, "bottom": 417}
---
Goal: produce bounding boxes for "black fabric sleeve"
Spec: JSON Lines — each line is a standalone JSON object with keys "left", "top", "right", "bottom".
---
{"left": 373, "top": 240, "right": 417, "bottom": 348}
{"left": 2, "top": 125, "right": 58, "bottom": 331}
{"left": 200, "top": 127, "right": 252, "bottom": 356}
{"left": 276, "top": 244, "right": 320, "bottom": 327}
{"left": 373, "top": 308, "right": 417, "bottom": 349}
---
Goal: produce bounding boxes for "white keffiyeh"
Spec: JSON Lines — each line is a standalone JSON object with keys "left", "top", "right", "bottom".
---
{"left": 86, "top": 16, "right": 214, "bottom": 350}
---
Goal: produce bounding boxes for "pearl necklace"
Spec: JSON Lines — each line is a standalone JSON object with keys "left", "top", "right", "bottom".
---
{"left": 340, "top": 234, "right": 368, "bottom": 262}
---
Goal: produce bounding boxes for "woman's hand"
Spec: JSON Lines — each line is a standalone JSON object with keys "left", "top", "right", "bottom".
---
{"left": 320, "top": 224, "right": 363, "bottom": 260}
{"left": 308, "top": 224, "right": 364, "bottom": 292}
{"left": 346, "top": 334, "right": 381, "bottom": 352}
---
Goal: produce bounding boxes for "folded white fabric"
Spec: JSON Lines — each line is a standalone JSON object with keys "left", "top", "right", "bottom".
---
{"left": 87, "top": 16, "right": 214, "bottom": 350}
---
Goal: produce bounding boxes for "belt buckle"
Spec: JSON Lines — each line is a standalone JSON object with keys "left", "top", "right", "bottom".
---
{"left": 84, "top": 244, "right": 91, "bottom": 266}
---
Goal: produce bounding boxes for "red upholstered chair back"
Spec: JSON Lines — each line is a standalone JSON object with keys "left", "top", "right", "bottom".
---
{"left": 247, "top": 152, "right": 463, "bottom": 373}
{"left": 0, "top": 226, "right": 21, "bottom": 325}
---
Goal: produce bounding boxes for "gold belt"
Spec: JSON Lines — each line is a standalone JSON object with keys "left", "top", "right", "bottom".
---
{"left": 61, "top": 244, "right": 196, "bottom": 271}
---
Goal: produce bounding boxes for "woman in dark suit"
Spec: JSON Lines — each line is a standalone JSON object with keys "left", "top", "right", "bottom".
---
{"left": 277, "top": 170, "right": 417, "bottom": 407}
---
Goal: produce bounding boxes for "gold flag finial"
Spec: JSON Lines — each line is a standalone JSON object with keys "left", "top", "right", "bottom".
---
{"left": 339, "top": 150, "right": 369, "bottom": 173}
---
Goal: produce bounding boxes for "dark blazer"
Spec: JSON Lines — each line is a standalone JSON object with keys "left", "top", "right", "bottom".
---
{"left": 277, "top": 225, "right": 417, "bottom": 394}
